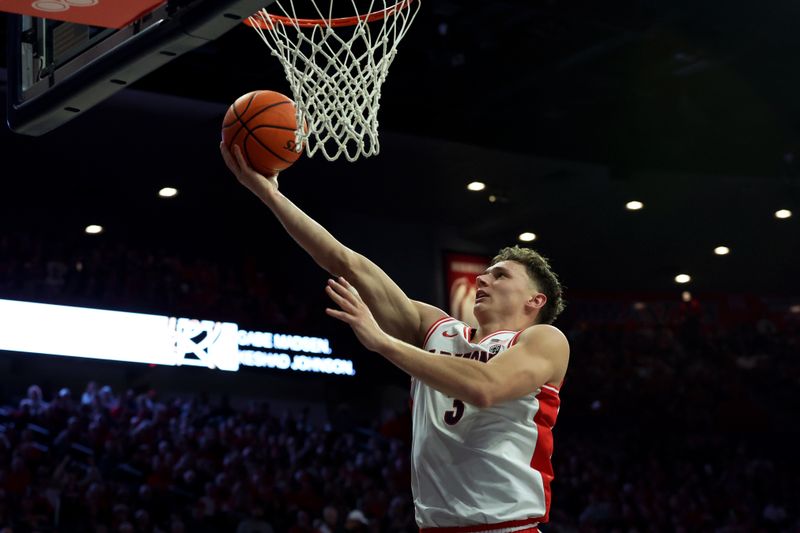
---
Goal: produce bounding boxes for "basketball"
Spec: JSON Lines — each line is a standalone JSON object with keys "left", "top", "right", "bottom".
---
{"left": 221, "top": 90, "right": 305, "bottom": 176}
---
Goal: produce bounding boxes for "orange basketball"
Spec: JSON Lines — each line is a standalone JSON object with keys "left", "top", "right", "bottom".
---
{"left": 221, "top": 90, "right": 304, "bottom": 176}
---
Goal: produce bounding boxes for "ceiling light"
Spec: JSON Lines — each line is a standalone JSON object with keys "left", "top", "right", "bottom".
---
{"left": 518, "top": 232, "right": 537, "bottom": 242}
{"left": 714, "top": 246, "right": 730, "bottom": 255}
{"left": 85, "top": 225, "right": 104, "bottom": 235}
{"left": 159, "top": 187, "right": 178, "bottom": 198}
{"left": 790, "top": 305, "right": 800, "bottom": 314}
{"left": 633, "top": 302, "right": 646, "bottom": 311}
{"left": 775, "top": 209, "right": 792, "bottom": 219}
{"left": 681, "top": 291, "right": 692, "bottom": 302}
{"left": 488, "top": 195, "right": 497, "bottom": 203}
{"left": 675, "top": 274, "right": 691, "bottom": 284}
{"left": 467, "top": 181, "right": 486, "bottom": 192}
{"left": 626, "top": 200, "right": 643, "bottom": 210}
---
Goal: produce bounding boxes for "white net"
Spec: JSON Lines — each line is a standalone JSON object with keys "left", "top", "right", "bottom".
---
{"left": 248, "top": 0, "right": 421, "bottom": 162}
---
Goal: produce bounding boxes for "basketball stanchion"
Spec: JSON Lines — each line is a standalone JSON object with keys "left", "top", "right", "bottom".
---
{"left": 244, "top": 0, "right": 421, "bottom": 162}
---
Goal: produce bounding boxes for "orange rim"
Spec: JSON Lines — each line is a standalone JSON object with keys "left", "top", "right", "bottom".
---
{"left": 244, "top": 0, "right": 414, "bottom": 29}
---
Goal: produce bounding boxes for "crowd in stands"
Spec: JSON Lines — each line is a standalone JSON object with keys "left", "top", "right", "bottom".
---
{"left": 1, "top": 311, "right": 796, "bottom": 532}
{"left": 1, "top": 232, "right": 799, "bottom": 532}
{"left": 1, "top": 382, "right": 415, "bottom": 532}
{"left": 549, "top": 304, "right": 799, "bottom": 533}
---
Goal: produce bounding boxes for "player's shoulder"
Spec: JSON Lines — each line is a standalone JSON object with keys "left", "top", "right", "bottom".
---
{"left": 516, "top": 324, "right": 570, "bottom": 386}
{"left": 516, "top": 324, "right": 570, "bottom": 353}
{"left": 411, "top": 300, "right": 450, "bottom": 346}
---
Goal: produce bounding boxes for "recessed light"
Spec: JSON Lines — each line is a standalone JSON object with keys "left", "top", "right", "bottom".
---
{"left": 775, "top": 209, "right": 792, "bottom": 219}
{"left": 467, "top": 181, "right": 486, "bottom": 192}
{"left": 85, "top": 225, "right": 103, "bottom": 235}
{"left": 675, "top": 274, "right": 691, "bottom": 284}
{"left": 518, "top": 232, "right": 537, "bottom": 242}
{"left": 159, "top": 187, "right": 179, "bottom": 198}
{"left": 626, "top": 200, "right": 644, "bottom": 210}
{"left": 714, "top": 246, "right": 730, "bottom": 255}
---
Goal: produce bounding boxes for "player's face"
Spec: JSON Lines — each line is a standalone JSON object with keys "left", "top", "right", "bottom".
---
{"left": 473, "top": 261, "right": 539, "bottom": 319}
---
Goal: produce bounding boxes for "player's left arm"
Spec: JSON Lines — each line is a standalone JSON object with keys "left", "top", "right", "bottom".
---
{"left": 325, "top": 277, "right": 569, "bottom": 407}
{"left": 484, "top": 325, "right": 568, "bottom": 403}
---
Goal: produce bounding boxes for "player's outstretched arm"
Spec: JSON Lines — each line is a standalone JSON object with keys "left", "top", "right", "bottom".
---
{"left": 221, "top": 143, "right": 442, "bottom": 345}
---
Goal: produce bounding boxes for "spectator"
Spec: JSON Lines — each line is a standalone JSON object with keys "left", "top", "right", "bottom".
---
{"left": 81, "top": 381, "right": 98, "bottom": 406}
{"left": 344, "top": 510, "right": 369, "bottom": 532}
{"left": 316, "top": 505, "right": 343, "bottom": 533}
{"left": 19, "top": 385, "right": 48, "bottom": 417}
{"left": 289, "top": 510, "right": 314, "bottom": 533}
{"left": 236, "top": 505, "right": 274, "bottom": 533}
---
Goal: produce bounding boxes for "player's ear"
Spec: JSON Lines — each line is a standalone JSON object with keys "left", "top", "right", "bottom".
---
{"left": 526, "top": 293, "right": 547, "bottom": 311}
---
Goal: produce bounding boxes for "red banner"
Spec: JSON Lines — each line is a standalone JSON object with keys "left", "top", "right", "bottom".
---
{"left": 444, "top": 253, "right": 490, "bottom": 328}
{"left": 0, "top": 0, "right": 164, "bottom": 29}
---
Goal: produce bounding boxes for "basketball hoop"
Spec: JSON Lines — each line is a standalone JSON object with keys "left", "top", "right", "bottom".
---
{"left": 245, "top": 0, "right": 421, "bottom": 162}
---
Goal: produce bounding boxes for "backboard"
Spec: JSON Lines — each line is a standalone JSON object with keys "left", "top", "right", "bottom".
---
{"left": 5, "top": 0, "right": 273, "bottom": 135}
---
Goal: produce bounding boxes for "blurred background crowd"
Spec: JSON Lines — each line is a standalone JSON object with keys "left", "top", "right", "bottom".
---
{"left": 2, "top": 380, "right": 413, "bottom": 533}
{"left": 1, "top": 235, "right": 798, "bottom": 532}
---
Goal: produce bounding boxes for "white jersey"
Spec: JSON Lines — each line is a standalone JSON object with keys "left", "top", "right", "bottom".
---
{"left": 411, "top": 316, "right": 561, "bottom": 532}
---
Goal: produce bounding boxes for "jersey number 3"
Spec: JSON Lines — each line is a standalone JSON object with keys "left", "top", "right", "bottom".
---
{"left": 444, "top": 399, "right": 465, "bottom": 425}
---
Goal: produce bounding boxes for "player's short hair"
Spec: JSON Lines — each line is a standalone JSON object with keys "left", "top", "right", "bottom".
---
{"left": 491, "top": 246, "right": 566, "bottom": 324}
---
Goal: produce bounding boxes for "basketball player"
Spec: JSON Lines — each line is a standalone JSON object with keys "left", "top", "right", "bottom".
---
{"left": 220, "top": 143, "right": 570, "bottom": 533}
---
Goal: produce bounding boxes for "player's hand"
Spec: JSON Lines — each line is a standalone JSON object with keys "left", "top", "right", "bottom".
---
{"left": 325, "top": 277, "right": 390, "bottom": 353}
{"left": 219, "top": 142, "right": 279, "bottom": 200}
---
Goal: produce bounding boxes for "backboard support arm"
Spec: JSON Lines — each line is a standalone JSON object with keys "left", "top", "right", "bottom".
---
{"left": 6, "top": 0, "right": 274, "bottom": 136}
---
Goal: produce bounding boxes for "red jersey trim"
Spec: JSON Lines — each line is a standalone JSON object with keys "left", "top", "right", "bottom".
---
{"left": 476, "top": 329, "right": 518, "bottom": 345}
{"left": 420, "top": 517, "right": 542, "bottom": 533}
{"left": 423, "top": 316, "right": 457, "bottom": 348}
{"left": 509, "top": 330, "right": 524, "bottom": 346}
{"left": 529, "top": 390, "right": 559, "bottom": 523}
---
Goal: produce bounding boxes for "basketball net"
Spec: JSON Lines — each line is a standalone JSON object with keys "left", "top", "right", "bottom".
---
{"left": 247, "top": 0, "right": 421, "bottom": 162}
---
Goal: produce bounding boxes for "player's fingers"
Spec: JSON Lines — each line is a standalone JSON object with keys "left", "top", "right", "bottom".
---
{"left": 337, "top": 276, "right": 357, "bottom": 292}
{"left": 334, "top": 277, "right": 362, "bottom": 301}
{"left": 327, "top": 278, "right": 351, "bottom": 297}
{"left": 219, "top": 142, "right": 239, "bottom": 172}
{"left": 329, "top": 279, "right": 362, "bottom": 308}
{"left": 326, "top": 283, "right": 357, "bottom": 312}
{"left": 325, "top": 308, "right": 350, "bottom": 322}
{"left": 232, "top": 145, "right": 255, "bottom": 175}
